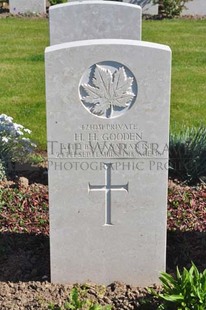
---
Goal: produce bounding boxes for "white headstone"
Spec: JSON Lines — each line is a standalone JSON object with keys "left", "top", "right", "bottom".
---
{"left": 45, "top": 38, "right": 171, "bottom": 286}
{"left": 9, "top": 0, "right": 46, "bottom": 14}
{"left": 135, "top": 0, "right": 158, "bottom": 15}
{"left": 182, "top": 0, "right": 206, "bottom": 16}
{"left": 49, "top": 1, "right": 142, "bottom": 45}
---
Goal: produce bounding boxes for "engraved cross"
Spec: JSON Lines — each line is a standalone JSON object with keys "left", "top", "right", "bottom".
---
{"left": 88, "top": 163, "right": 129, "bottom": 226}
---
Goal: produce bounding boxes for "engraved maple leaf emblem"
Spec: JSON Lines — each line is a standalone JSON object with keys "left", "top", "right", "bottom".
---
{"left": 82, "top": 65, "right": 135, "bottom": 118}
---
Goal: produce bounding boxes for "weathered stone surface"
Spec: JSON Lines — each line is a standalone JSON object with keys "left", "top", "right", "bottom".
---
{"left": 9, "top": 0, "right": 46, "bottom": 14}
{"left": 182, "top": 0, "right": 206, "bottom": 16}
{"left": 49, "top": 1, "right": 142, "bottom": 45}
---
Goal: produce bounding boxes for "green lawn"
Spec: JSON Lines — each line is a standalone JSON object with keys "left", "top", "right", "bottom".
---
{"left": 0, "top": 18, "right": 49, "bottom": 149}
{"left": 142, "top": 19, "right": 206, "bottom": 133}
{"left": 0, "top": 17, "right": 205, "bottom": 150}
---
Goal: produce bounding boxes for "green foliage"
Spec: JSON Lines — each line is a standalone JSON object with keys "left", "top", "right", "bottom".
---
{"left": 155, "top": 263, "right": 206, "bottom": 309}
{"left": 169, "top": 126, "right": 206, "bottom": 184}
{"left": 0, "top": 160, "right": 6, "bottom": 181}
{"left": 0, "top": 185, "right": 49, "bottom": 234}
{"left": 48, "top": 286, "right": 112, "bottom": 310}
{"left": 49, "top": 0, "right": 67, "bottom": 5}
{"left": 27, "top": 153, "right": 45, "bottom": 165}
{"left": 152, "top": 0, "right": 192, "bottom": 18}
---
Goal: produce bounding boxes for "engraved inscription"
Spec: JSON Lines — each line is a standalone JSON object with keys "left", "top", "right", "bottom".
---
{"left": 88, "top": 163, "right": 129, "bottom": 225}
{"left": 79, "top": 61, "right": 137, "bottom": 119}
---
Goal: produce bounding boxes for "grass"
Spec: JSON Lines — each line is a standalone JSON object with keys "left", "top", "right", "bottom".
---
{"left": 0, "top": 17, "right": 206, "bottom": 149}
{"left": 142, "top": 18, "right": 206, "bottom": 133}
{"left": 0, "top": 17, "right": 49, "bottom": 149}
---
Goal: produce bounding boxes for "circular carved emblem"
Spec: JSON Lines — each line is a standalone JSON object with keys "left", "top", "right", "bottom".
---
{"left": 79, "top": 61, "right": 138, "bottom": 119}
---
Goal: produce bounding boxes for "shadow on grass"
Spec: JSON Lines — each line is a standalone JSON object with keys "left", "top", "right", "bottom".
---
{"left": 0, "top": 232, "right": 50, "bottom": 282}
{"left": 0, "top": 230, "right": 206, "bottom": 282}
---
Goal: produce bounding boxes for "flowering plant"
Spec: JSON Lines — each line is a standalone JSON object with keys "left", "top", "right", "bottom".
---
{"left": 0, "top": 114, "right": 36, "bottom": 179}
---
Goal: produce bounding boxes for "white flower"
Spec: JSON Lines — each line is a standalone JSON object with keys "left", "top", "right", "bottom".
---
{"left": 13, "top": 123, "right": 23, "bottom": 130}
{"left": 2, "top": 136, "right": 9, "bottom": 143}
{"left": 24, "top": 128, "right": 32, "bottom": 134}
{"left": 0, "top": 114, "right": 13, "bottom": 123}
{"left": 0, "top": 115, "right": 36, "bottom": 167}
{"left": 17, "top": 130, "right": 24, "bottom": 136}
{"left": 22, "top": 137, "right": 30, "bottom": 142}
{"left": 31, "top": 142, "right": 37, "bottom": 148}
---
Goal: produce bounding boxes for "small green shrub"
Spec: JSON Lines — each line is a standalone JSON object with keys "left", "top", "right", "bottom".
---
{"left": 0, "top": 160, "right": 6, "bottom": 181}
{"left": 152, "top": 0, "right": 192, "bottom": 18}
{"left": 155, "top": 263, "right": 206, "bottom": 310}
{"left": 49, "top": 0, "right": 67, "bottom": 5}
{"left": 27, "top": 153, "right": 45, "bottom": 165}
{"left": 48, "top": 286, "right": 112, "bottom": 310}
{"left": 169, "top": 126, "right": 206, "bottom": 184}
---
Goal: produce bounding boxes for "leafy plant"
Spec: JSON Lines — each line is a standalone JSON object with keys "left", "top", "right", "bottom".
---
{"left": 154, "top": 263, "right": 206, "bottom": 309}
{"left": 49, "top": 0, "right": 67, "bottom": 5}
{"left": 169, "top": 126, "right": 206, "bottom": 184}
{"left": 0, "top": 185, "right": 49, "bottom": 234}
{"left": 48, "top": 286, "right": 112, "bottom": 310}
{"left": 152, "top": 0, "right": 192, "bottom": 18}
{"left": 0, "top": 160, "right": 6, "bottom": 181}
{"left": 27, "top": 152, "right": 45, "bottom": 165}
{"left": 0, "top": 114, "right": 36, "bottom": 180}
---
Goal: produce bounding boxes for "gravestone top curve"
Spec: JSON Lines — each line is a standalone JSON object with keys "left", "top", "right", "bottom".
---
{"left": 46, "top": 38, "right": 171, "bottom": 54}
{"left": 50, "top": 1, "right": 141, "bottom": 10}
